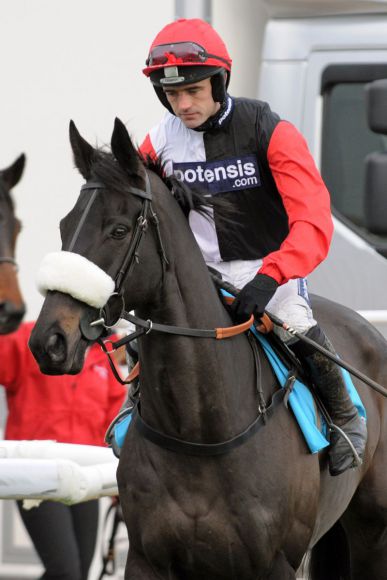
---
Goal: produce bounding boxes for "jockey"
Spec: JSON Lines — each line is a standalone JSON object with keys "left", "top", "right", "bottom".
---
{"left": 140, "top": 18, "right": 366, "bottom": 476}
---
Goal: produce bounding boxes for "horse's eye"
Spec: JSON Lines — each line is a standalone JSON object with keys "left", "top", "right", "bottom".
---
{"left": 111, "top": 225, "right": 129, "bottom": 239}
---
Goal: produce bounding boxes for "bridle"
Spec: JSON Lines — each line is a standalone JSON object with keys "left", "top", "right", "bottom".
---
{"left": 67, "top": 169, "right": 279, "bottom": 455}
{"left": 73, "top": 171, "right": 254, "bottom": 343}
{"left": 69, "top": 170, "right": 168, "bottom": 339}
{"left": 70, "top": 171, "right": 168, "bottom": 295}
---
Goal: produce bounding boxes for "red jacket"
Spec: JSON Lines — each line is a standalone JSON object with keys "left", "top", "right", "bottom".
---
{"left": 0, "top": 322, "right": 127, "bottom": 445}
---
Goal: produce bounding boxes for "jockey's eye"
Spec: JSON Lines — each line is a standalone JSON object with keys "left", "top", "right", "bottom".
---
{"left": 110, "top": 225, "right": 129, "bottom": 239}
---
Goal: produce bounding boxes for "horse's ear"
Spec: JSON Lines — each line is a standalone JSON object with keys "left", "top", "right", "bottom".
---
{"left": 111, "top": 118, "right": 140, "bottom": 176}
{"left": 69, "top": 120, "right": 95, "bottom": 180}
{"left": 1, "top": 153, "right": 26, "bottom": 189}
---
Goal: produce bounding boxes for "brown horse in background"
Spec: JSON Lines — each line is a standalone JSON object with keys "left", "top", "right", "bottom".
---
{"left": 29, "top": 119, "right": 387, "bottom": 579}
{"left": 0, "top": 155, "right": 26, "bottom": 333}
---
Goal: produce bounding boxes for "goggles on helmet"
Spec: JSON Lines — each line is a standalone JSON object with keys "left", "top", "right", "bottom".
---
{"left": 145, "top": 41, "right": 231, "bottom": 69}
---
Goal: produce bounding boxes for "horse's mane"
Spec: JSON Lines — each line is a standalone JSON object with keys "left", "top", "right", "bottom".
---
{"left": 89, "top": 148, "right": 234, "bottom": 226}
{"left": 144, "top": 154, "right": 234, "bottom": 225}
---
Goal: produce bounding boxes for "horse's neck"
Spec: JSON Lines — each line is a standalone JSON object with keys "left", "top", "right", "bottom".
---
{"left": 137, "top": 247, "right": 258, "bottom": 441}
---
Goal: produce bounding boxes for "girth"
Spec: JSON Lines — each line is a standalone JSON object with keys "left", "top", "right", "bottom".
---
{"left": 132, "top": 389, "right": 286, "bottom": 456}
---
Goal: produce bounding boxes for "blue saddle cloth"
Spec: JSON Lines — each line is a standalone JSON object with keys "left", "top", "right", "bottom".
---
{"left": 111, "top": 328, "right": 367, "bottom": 454}
{"left": 114, "top": 411, "right": 133, "bottom": 449}
{"left": 252, "top": 328, "right": 366, "bottom": 453}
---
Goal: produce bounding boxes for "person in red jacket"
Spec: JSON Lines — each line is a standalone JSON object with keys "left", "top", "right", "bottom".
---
{"left": 0, "top": 321, "right": 127, "bottom": 580}
{"left": 140, "top": 18, "right": 366, "bottom": 476}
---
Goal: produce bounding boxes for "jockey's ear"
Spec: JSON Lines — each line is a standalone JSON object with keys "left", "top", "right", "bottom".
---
{"left": 111, "top": 118, "right": 140, "bottom": 177}
{"left": 1, "top": 154, "right": 26, "bottom": 189}
{"left": 69, "top": 120, "right": 95, "bottom": 180}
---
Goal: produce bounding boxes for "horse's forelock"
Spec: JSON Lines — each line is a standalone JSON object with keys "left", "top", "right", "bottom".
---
{"left": 90, "top": 149, "right": 144, "bottom": 193}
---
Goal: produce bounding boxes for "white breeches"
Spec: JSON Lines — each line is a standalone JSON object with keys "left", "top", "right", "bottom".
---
{"left": 207, "top": 258, "right": 317, "bottom": 344}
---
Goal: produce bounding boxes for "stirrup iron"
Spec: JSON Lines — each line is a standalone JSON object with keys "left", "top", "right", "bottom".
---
{"left": 329, "top": 423, "right": 363, "bottom": 468}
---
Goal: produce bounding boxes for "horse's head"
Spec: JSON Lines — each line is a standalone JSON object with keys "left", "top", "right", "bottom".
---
{"left": 0, "top": 154, "right": 26, "bottom": 333}
{"left": 30, "top": 119, "right": 170, "bottom": 374}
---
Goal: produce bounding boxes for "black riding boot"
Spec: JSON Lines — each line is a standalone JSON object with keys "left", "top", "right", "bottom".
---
{"left": 291, "top": 325, "right": 367, "bottom": 476}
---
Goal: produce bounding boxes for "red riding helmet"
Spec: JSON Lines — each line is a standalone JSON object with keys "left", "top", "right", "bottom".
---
{"left": 143, "top": 18, "right": 232, "bottom": 112}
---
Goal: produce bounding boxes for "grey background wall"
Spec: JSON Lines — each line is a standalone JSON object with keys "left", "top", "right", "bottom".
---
{"left": 0, "top": 0, "right": 268, "bottom": 321}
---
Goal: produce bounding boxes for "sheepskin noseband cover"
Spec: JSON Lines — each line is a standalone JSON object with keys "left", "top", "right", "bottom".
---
{"left": 37, "top": 251, "right": 115, "bottom": 309}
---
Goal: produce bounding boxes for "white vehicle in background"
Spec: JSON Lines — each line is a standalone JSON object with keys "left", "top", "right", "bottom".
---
{"left": 259, "top": 0, "right": 387, "bottom": 336}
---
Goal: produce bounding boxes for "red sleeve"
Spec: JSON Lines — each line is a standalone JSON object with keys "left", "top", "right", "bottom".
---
{"left": 0, "top": 322, "right": 32, "bottom": 391}
{"left": 259, "top": 121, "right": 334, "bottom": 285}
{"left": 139, "top": 133, "right": 158, "bottom": 163}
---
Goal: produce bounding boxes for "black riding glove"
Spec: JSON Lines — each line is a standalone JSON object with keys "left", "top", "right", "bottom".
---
{"left": 231, "top": 273, "right": 279, "bottom": 322}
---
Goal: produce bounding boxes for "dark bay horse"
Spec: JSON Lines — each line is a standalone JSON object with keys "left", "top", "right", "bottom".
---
{"left": 0, "top": 154, "right": 26, "bottom": 332}
{"left": 29, "top": 119, "right": 387, "bottom": 579}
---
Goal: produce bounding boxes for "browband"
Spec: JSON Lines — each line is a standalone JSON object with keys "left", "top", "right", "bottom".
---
{"left": 81, "top": 172, "right": 152, "bottom": 200}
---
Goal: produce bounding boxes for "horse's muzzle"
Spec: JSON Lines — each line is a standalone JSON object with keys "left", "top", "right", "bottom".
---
{"left": 0, "top": 301, "right": 26, "bottom": 334}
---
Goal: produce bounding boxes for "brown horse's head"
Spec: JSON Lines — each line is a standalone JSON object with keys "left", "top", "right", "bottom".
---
{"left": 0, "top": 154, "right": 26, "bottom": 333}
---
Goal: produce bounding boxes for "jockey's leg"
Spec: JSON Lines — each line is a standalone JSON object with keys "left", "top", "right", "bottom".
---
{"left": 266, "top": 279, "right": 367, "bottom": 477}
{"left": 289, "top": 325, "right": 367, "bottom": 476}
{"left": 208, "top": 262, "right": 367, "bottom": 476}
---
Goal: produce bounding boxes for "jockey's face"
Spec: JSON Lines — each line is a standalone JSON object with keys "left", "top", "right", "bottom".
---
{"left": 163, "top": 78, "right": 220, "bottom": 128}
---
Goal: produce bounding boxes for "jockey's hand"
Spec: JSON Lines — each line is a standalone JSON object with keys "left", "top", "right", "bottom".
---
{"left": 231, "top": 273, "right": 279, "bottom": 322}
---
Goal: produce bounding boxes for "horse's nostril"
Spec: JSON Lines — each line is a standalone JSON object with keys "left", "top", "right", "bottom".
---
{"left": 0, "top": 302, "right": 11, "bottom": 316}
{"left": 46, "top": 333, "right": 67, "bottom": 363}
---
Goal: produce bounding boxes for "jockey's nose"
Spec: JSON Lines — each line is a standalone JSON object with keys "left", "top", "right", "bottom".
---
{"left": 177, "top": 91, "right": 193, "bottom": 111}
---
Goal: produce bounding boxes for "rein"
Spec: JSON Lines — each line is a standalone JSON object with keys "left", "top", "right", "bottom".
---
{"left": 111, "top": 309, "right": 254, "bottom": 341}
{"left": 97, "top": 309, "right": 255, "bottom": 386}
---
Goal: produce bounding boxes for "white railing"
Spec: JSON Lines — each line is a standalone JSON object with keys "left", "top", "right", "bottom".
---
{"left": 0, "top": 440, "right": 118, "bottom": 504}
